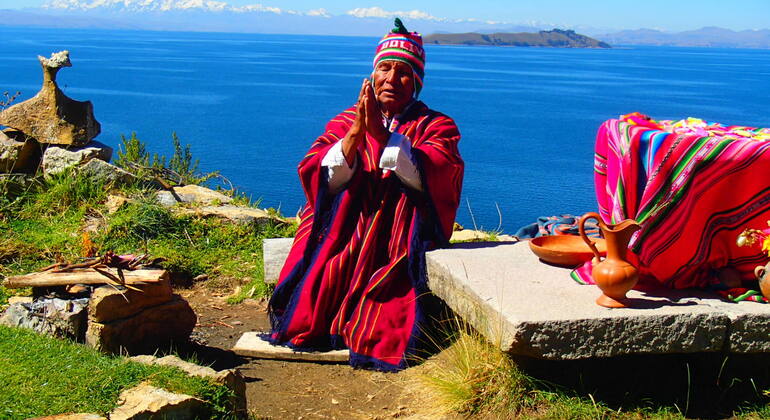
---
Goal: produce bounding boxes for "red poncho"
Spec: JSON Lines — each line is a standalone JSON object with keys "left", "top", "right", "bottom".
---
{"left": 268, "top": 101, "right": 463, "bottom": 371}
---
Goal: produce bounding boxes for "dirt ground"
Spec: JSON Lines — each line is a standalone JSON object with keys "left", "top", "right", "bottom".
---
{"left": 179, "top": 287, "right": 454, "bottom": 420}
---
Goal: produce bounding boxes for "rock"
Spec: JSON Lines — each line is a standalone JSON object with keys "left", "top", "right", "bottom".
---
{"left": 86, "top": 295, "right": 196, "bottom": 354}
{"left": 0, "top": 298, "right": 89, "bottom": 341}
{"left": 263, "top": 237, "right": 294, "bottom": 284}
{"left": 0, "top": 173, "right": 36, "bottom": 196}
{"left": 110, "top": 383, "right": 206, "bottom": 420}
{"left": 129, "top": 354, "right": 247, "bottom": 417}
{"left": 105, "top": 194, "right": 128, "bottom": 213}
{"left": 155, "top": 184, "right": 233, "bottom": 207}
{"left": 0, "top": 51, "right": 100, "bottom": 146}
{"left": 41, "top": 141, "right": 113, "bottom": 175}
{"left": 88, "top": 277, "right": 173, "bottom": 323}
{"left": 183, "top": 205, "right": 278, "bottom": 224}
{"left": 28, "top": 414, "right": 106, "bottom": 420}
{"left": 7, "top": 296, "right": 33, "bottom": 305}
{"left": 77, "top": 158, "right": 135, "bottom": 185}
{"left": 0, "top": 130, "right": 40, "bottom": 173}
{"left": 450, "top": 229, "right": 488, "bottom": 242}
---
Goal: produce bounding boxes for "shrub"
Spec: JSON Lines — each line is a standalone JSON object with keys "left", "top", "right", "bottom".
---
{"left": 115, "top": 132, "right": 218, "bottom": 187}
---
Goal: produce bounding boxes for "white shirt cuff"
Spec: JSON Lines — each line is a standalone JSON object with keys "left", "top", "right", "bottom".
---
{"left": 321, "top": 140, "right": 356, "bottom": 194}
{"left": 379, "top": 133, "right": 423, "bottom": 191}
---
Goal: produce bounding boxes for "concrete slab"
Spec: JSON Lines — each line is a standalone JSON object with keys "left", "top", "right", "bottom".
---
{"left": 263, "top": 238, "right": 294, "bottom": 284}
{"left": 424, "top": 241, "right": 770, "bottom": 360}
{"left": 232, "top": 332, "right": 349, "bottom": 363}
{"left": 708, "top": 300, "right": 770, "bottom": 353}
{"left": 261, "top": 237, "right": 770, "bottom": 360}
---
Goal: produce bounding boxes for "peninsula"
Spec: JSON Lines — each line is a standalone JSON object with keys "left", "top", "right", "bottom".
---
{"left": 424, "top": 29, "right": 611, "bottom": 48}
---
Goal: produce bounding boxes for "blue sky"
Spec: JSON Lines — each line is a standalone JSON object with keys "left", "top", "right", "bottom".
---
{"left": 5, "top": 0, "right": 770, "bottom": 31}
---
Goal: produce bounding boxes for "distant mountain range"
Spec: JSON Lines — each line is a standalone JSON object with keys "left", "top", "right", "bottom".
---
{"left": 598, "top": 27, "right": 770, "bottom": 48}
{"left": 0, "top": 1, "right": 550, "bottom": 37}
{"left": 0, "top": 2, "right": 769, "bottom": 48}
{"left": 425, "top": 29, "right": 610, "bottom": 48}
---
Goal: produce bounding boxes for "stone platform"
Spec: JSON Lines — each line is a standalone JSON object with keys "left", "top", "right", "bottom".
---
{"left": 233, "top": 331, "right": 348, "bottom": 362}
{"left": 261, "top": 238, "right": 770, "bottom": 360}
{"left": 427, "top": 241, "right": 770, "bottom": 360}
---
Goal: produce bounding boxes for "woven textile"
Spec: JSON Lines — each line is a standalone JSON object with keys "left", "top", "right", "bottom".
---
{"left": 268, "top": 101, "right": 463, "bottom": 371}
{"left": 576, "top": 113, "right": 770, "bottom": 290}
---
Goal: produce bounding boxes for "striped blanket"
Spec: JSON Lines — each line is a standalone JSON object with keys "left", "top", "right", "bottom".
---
{"left": 268, "top": 101, "right": 463, "bottom": 371}
{"left": 575, "top": 113, "right": 770, "bottom": 298}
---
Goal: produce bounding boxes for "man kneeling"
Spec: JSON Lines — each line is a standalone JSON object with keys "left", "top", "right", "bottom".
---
{"left": 267, "top": 19, "right": 464, "bottom": 372}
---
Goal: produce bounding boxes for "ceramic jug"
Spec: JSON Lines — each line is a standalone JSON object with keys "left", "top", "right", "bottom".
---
{"left": 753, "top": 263, "right": 770, "bottom": 299}
{"left": 579, "top": 212, "right": 641, "bottom": 308}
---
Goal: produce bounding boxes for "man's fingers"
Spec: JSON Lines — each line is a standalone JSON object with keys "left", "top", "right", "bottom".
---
{"left": 358, "top": 78, "right": 368, "bottom": 102}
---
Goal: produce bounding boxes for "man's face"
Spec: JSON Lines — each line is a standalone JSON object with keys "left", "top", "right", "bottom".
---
{"left": 372, "top": 60, "right": 415, "bottom": 116}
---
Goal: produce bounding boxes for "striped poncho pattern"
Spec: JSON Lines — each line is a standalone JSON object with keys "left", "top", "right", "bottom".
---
{"left": 575, "top": 113, "right": 770, "bottom": 290}
{"left": 268, "top": 101, "right": 463, "bottom": 371}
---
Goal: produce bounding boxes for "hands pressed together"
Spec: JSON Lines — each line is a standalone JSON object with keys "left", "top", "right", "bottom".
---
{"left": 341, "top": 78, "right": 390, "bottom": 166}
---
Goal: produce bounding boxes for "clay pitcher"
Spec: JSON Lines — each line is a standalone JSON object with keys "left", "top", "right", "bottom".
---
{"left": 579, "top": 212, "right": 641, "bottom": 308}
{"left": 753, "top": 263, "right": 770, "bottom": 299}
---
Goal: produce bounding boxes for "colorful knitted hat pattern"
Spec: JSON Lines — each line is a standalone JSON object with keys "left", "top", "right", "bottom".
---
{"left": 373, "top": 18, "right": 426, "bottom": 96}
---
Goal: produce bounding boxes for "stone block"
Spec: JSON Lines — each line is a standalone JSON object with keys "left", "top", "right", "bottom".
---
{"left": 89, "top": 277, "right": 173, "bottom": 323}
{"left": 263, "top": 237, "right": 294, "bottom": 284}
{"left": 0, "top": 130, "right": 40, "bottom": 173}
{"left": 77, "top": 158, "right": 135, "bottom": 185}
{"left": 716, "top": 301, "right": 770, "bottom": 353}
{"left": 110, "top": 383, "right": 205, "bottom": 420}
{"left": 426, "top": 242, "right": 735, "bottom": 360}
{"left": 86, "top": 296, "right": 196, "bottom": 355}
{"left": 41, "top": 141, "right": 113, "bottom": 176}
{"left": 233, "top": 331, "right": 348, "bottom": 362}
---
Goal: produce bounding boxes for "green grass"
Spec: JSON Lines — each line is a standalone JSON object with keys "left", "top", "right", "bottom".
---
{"left": 0, "top": 326, "right": 234, "bottom": 418}
{"left": 417, "top": 324, "right": 770, "bottom": 419}
{"left": 0, "top": 169, "right": 296, "bottom": 306}
{"left": 95, "top": 197, "right": 295, "bottom": 299}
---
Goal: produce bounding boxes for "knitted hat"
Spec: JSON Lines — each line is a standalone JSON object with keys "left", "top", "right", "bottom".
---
{"left": 373, "top": 18, "right": 425, "bottom": 97}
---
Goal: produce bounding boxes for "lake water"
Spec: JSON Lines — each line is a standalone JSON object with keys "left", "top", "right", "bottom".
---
{"left": 1, "top": 26, "right": 769, "bottom": 233}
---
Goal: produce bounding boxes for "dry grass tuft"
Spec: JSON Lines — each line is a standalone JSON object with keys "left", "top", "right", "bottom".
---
{"left": 415, "top": 324, "right": 534, "bottom": 418}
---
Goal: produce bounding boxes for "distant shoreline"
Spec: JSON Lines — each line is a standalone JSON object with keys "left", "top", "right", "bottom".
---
{"left": 424, "top": 29, "right": 610, "bottom": 49}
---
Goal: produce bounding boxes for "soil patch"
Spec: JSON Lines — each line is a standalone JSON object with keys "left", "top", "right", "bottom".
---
{"left": 179, "top": 288, "right": 454, "bottom": 419}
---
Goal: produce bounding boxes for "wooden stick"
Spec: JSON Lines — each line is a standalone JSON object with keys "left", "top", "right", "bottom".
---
{"left": 4, "top": 269, "right": 168, "bottom": 289}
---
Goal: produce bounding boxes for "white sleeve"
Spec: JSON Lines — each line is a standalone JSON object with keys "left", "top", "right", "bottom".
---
{"left": 321, "top": 140, "right": 356, "bottom": 194}
{"left": 378, "top": 132, "right": 423, "bottom": 191}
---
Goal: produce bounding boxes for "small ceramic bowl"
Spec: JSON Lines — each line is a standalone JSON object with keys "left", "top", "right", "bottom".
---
{"left": 529, "top": 235, "right": 607, "bottom": 267}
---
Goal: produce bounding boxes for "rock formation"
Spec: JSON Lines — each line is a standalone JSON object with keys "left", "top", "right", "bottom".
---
{"left": 0, "top": 50, "right": 100, "bottom": 146}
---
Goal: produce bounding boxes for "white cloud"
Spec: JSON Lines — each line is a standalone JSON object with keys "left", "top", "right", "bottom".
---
{"left": 43, "top": 0, "right": 284, "bottom": 13}
{"left": 231, "top": 3, "right": 282, "bottom": 13}
{"left": 346, "top": 6, "right": 444, "bottom": 22}
{"left": 307, "top": 8, "right": 330, "bottom": 18}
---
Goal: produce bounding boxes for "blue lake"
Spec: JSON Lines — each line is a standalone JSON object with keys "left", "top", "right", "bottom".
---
{"left": 1, "top": 26, "right": 769, "bottom": 233}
